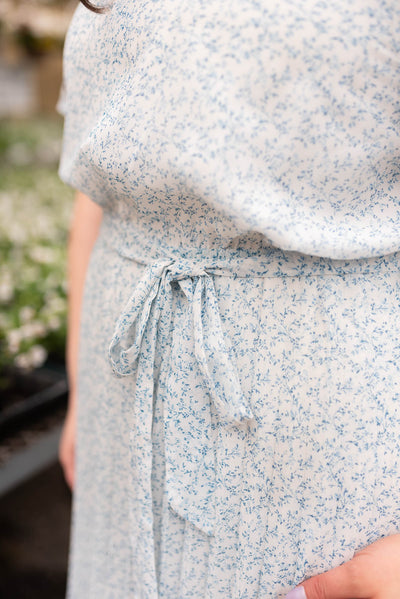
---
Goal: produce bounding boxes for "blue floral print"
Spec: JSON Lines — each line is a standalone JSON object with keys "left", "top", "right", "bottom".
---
{"left": 57, "top": 1, "right": 400, "bottom": 597}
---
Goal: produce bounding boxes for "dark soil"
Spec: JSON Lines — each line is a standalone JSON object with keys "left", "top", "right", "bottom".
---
{"left": 0, "top": 363, "right": 68, "bottom": 449}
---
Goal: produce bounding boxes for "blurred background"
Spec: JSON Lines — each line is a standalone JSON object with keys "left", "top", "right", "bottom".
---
{"left": 0, "top": 1, "right": 78, "bottom": 597}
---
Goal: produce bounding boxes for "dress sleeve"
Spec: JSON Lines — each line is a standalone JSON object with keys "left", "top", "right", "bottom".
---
{"left": 55, "top": 12, "right": 87, "bottom": 195}
{"left": 54, "top": 5, "right": 114, "bottom": 210}
{"left": 55, "top": 69, "right": 86, "bottom": 196}
{"left": 55, "top": 79, "right": 67, "bottom": 118}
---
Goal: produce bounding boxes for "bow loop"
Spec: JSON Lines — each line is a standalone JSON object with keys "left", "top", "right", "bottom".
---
{"left": 108, "top": 259, "right": 173, "bottom": 376}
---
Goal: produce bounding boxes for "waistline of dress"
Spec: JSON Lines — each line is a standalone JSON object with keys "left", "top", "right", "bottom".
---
{"left": 99, "top": 211, "right": 400, "bottom": 280}
{"left": 102, "top": 209, "right": 400, "bottom": 574}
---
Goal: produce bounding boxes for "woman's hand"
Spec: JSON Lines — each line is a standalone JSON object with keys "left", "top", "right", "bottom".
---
{"left": 58, "top": 396, "right": 77, "bottom": 491}
{"left": 285, "top": 534, "right": 400, "bottom": 599}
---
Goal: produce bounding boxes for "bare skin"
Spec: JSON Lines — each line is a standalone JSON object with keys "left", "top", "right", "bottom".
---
{"left": 58, "top": 190, "right": 103, "bottom": 491}
{"left": 287, "top": 534, "right": 400, "bottom": 599}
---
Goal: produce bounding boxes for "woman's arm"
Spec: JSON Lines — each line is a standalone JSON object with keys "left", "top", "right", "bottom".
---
{"left": 58, "top": 190, "right": 103, "bottom": 490}
{"left": 65, "top": 190, "right": 103, "bottom": 400}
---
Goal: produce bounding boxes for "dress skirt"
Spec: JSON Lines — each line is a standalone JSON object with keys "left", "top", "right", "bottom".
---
{"left": 66, "top": 211, "right": 400, "bottom": 599}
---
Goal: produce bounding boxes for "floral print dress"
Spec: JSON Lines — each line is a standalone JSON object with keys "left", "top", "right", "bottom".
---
{"left": 57, "top": 1, "right": 400, "bottom": 597}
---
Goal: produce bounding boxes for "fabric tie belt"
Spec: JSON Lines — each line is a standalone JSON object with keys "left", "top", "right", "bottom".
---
{"left": 107, "top": 253, "right": 257, "bottom": 595}
{"left": 104, "top": 237, "right": 387, "bottom": 596}
{"left": 103, "top": 232, "right": 399, "bottom": 596}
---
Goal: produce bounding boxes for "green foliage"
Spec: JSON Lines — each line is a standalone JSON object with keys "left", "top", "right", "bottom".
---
{"left": 0, "top": 117, "right": 74, "bottom": 381}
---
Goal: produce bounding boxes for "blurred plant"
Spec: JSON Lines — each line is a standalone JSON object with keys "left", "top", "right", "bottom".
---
{"left": 0, "top": 117, "right": 74, "bottom": 388}
{"left": 15, "top": 25, "right": 64, "bottom": 57}
{"left": 0, "top": 0, "right": 77, "bottom": 58}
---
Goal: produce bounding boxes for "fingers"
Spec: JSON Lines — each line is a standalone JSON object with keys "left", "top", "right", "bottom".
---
{"left": 285, "top": 557, "right": 371, "bottom": 599}
{"left": 286, "top": 535, "right": 400, "bottom": 599}
{"left": 303, "top": 560, "right": 366, "bottom": 599}
{"left": 59, "top": 446, "right": 75, "bottom": 490}
{"left": 58, "top": 427, "right": 75, "bottom": 491}
{"left": 63, "top": 448, "right": 75, "bottom": 490}
{"left": 58, "top": 404, "right": 77, "bottom": 491}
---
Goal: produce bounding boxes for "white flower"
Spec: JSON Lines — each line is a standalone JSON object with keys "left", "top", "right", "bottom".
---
{"left": 22, "top": 321, "right": 47, "bottom": 339}
{"left": 8, "top": 322, "right": 48, "bottom": 346}
{"left": 47, "top": 315, "right": 61, "bottom": 331}
{"left": 8, "top": 341, "right": 20, "bottom": 354}
{"left": 34, "top": 214, "right": 52, "bottom": 237}
{"left": 14, "top": 352, "right": 32, "bottom": 370}
{"left": 0, "top": 280, "right": 13, "bottom": 302}
{"left": 0, "top": 269, "right": 14, "bottom": 302}
{"left": 19, "top": 306, "right": 35, "bottom": 323}
{"left": 47, "top": 296, "right": 66, "bottom": 313}
{"left": 29, "top": 344, "right": 48, "bottom": 368}
{"left": 13, "top": 345, "right": 48, "bottom": 370}
{"left": 7, "top": 328, "right": 23, "bottom": 348}
{"left": 29, "top": 245, "right": 56, "bottom": 264}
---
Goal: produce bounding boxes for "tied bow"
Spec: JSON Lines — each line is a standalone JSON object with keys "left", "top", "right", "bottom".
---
{"left": 107, "top": 257, "right": 254, "bottom": 594}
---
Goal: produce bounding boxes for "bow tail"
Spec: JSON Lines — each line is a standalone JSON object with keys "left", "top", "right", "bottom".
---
{"left": 193, "top": 277, "right": 255, "bottom": 425}
{"left": 163, "top": 283, "right": 218, "bottom": 537}
{"left": 163, "top": 275, "right": 256, "bottom": 538}
{"left": 128, "top": 294, "right": 163, "bottom": 598}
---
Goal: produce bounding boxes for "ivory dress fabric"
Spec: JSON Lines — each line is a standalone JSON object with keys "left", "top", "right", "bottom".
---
{"left": 57, "top": 1, "right": 400, "bottom": 597}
